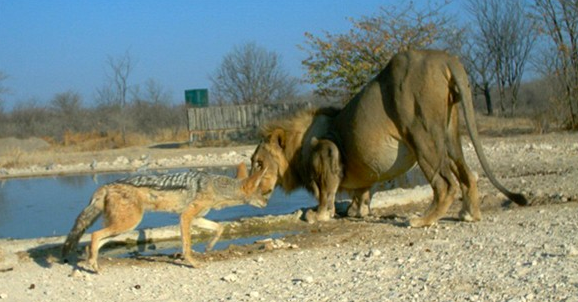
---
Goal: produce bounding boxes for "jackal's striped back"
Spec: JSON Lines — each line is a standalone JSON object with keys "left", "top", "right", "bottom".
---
{"left": 115, "top": 171, "right": 210, "bottom": 190}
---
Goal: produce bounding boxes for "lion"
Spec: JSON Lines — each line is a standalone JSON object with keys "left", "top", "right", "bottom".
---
{"left": 250, "top": 49, "right": 528, "bottom": 227}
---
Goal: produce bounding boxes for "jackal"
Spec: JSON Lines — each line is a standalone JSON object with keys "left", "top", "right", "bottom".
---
{"left": 62, "top": 163, "right": 267, "bottom": 272}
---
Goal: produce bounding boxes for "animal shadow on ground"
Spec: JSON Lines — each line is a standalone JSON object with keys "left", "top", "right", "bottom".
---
{"left": 149, "top": 142, "right": 188, "bottom": 149}
{"left": 27, "top": 244, "right": 62, "bottom": 269}
{"left": 371, "top": 193, "right": 523, "bottom": 228}
{"left": 23, "top": 229, "right": 171, "bottom": 273}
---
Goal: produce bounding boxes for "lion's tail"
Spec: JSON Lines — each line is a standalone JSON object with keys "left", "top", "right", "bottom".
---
{"left": 61, "top": 187, "right": 106, "bottom": 258}
{"left": 449, "top": 59, "right": 528, "bottom": 206}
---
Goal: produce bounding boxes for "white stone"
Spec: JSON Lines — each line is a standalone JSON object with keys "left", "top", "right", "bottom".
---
{"left": 222, "top": 274, "right": 238, "bottom": 283}
{"left": 248, "top": 291, "right": 259, "bottom": 298}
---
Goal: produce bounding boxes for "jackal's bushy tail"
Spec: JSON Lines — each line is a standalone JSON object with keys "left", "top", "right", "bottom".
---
{"left": 61, "top": 187, "right": 106, "bottom": 258}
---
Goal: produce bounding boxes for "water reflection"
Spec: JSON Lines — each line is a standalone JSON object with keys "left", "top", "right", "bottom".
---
{"left": 0, "top": 166, "right": 426, "bottom": 239}
{"left": 0, "top": 168, "right": 317, "bottom": 239}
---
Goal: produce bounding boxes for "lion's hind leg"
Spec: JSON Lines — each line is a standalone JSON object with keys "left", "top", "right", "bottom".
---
{"left": 445, "top": 103, "right": 481, "bottom": 223}
{"left": 453, "top": 161, "right": 480, "bottom": 223}
{"left": 346, "top": 189, "right": 371, "bottom": 218}
{"left": 447, "top": 138, "right": 481, "bottom": 222}
{"left": 406, "top": 126, "right": 460, "bottom": 228}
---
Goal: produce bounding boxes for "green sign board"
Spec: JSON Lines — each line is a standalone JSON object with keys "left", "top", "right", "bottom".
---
{"left": 185, "top": 89, "right": 209, "bottom": 107}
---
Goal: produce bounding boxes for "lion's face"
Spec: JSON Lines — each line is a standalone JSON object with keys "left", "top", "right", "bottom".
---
{"left": 250, "top": 140, "right": 287, "bottom": 200}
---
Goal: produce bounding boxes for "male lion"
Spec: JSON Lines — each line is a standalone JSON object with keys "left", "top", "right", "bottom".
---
{"left": 251, "top": 49, "right": 527, "bottom": 227}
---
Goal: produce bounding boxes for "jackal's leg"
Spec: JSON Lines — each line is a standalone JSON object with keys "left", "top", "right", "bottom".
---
{"left": 88, "top": 204, "right": 143, "bottom": 273}
{"left": 179, "top": 205, "right": 204, "bottom": 268}
{"left": 191, "top": 218, "right": 223, "bottom": 252}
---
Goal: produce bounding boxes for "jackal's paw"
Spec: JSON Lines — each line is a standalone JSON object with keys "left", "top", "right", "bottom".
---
{"left": 184, "top": 255, "right": 203, "bottom": 268}
{"left": 87, "top": 259, "right": 101, "bottom": 274}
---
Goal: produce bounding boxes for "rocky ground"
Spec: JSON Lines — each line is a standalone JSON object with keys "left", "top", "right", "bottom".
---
{"left": 1, "top": 131, "right": 578, "bottom": 301}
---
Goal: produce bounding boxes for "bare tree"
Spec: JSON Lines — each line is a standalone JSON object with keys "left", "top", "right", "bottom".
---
{"left": 50, "top": 91, "right": 85, "bottom": 139}
{"left": 210, "top": 42, "right": 298, "bottom": 105}
{"left": 130, "top": 78, "right": 182, "bottom": 136}
{"left": 461, "top": 34, "right": 496, "bottom": 115}
{"left": 106, "top": 51, "right": 135, "bottom": 108}
{"left": 0, "top": 71, "right": 9, "bottom": 112}
{"left": 533, "top": 0, "right": 578, "bottom": 129}
{"left": 104, "top": 50, "right": 136, "bottom": 143}
{"left": 468, "top": 0, "right": 537, "bottom": 116}
{"left": 143, "top": 78, "right": 172, "bottom": 104}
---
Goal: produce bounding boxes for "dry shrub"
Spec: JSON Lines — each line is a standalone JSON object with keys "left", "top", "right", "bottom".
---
{"left": 57, "top": 128, "right": 191, "bottom": 152}
{"left": 0, "top": 147, "right": 25, "bottom": 168}
{"left": 529, "top": 109, "right": 554, "bottom": 134}
{"left": 458, "top": 111, "right": 534, "bottom": 136}
{"left": 59, "top": 130, "right": 152, "bottom": 151}
{"left": 150, "top": 128, "right": 189, "bottom": 142}
{"left": 474, "top": 114, "right": 534, "bottom": 136}
{"left": 63, "top": 130, "right": 104, "bottom": 147}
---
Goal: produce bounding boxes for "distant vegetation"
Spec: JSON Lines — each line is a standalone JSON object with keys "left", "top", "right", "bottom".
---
{"left": 0, "top": 0, "right": 576, "bottom": 150}
{"left": 0, "top": 92, "right": 188, "bottom": 149}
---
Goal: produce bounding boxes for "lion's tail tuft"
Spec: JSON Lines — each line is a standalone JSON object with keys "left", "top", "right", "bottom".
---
{"left": 506, "top": 192, "right": 529, "bottom": 206}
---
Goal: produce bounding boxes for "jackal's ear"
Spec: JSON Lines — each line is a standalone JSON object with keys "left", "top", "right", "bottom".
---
{"left": 236, "top": 162, "right": 248, "bottom": 179}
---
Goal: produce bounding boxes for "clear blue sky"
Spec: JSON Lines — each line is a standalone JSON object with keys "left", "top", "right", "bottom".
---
{"left": 0, "top": 0, "right": 461, "bottom": 110}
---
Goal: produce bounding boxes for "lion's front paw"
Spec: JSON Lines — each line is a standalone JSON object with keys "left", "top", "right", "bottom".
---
{"left": 305, "top": 209, "right": 331, "bottom": 224}
{"left": 346, "top": 202, "right": 370, "bottom": 218}
{"left": 305, "top": 209, "right": 318, "bottom": 224}
{"left": 346, "top": 202, "right": 359, "bottom": 217}
{"left": 459, "top": 209, "right": 481, "bottom": 222}
{"left": 409, "top": 216, "right": 436, "bottom": 228}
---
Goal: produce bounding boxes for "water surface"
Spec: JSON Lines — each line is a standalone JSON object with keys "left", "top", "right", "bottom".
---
{"left": 0, "top": 166, "right": 426, "bottom": 239}
{"left": 0, "top": 167, "right": 317, "bottom": 239}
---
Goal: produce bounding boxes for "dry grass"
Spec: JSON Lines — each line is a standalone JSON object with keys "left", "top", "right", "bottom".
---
{"left": 57, "top": 129, "right": 190, "bottom": 152}
{"left": 0, "top": 147, "right": 26, "bottom": 169}
{"left": 460, "top": 113, "right": 536, "bottom": 136}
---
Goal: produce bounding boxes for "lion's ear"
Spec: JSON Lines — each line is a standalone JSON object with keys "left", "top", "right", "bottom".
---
{"left": 269, "top": 128, "right": 286, "bottom": 149}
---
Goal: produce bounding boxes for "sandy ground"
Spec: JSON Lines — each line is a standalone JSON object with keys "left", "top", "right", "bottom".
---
{"left": 1, "top": 131, "right": 578, "bottom": 301}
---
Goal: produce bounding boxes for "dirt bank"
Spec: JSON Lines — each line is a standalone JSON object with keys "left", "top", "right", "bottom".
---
{"left": 1, "top": 132, "right": 577, "bottom": 301}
